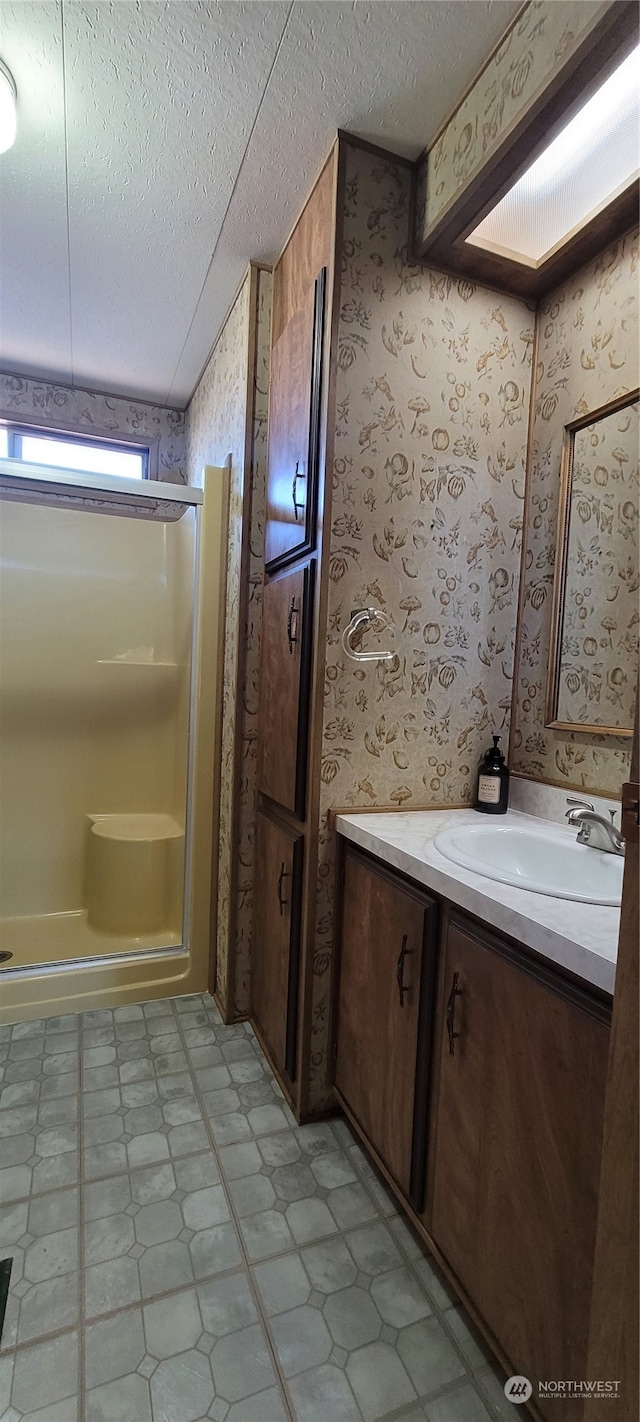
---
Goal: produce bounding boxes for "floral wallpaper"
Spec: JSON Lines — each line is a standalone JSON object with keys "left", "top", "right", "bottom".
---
{"left": 233, "top": 268, "right": 272, "bottom": 1018}
{"left": 415, "top": 0, "right": 606, "bottom": 245}
{"left": 511, "top": 228, "right": 639, "bottom": 793}
{"left": 558, "top": 402, "right": 639, "bottom": 729}
{"left": 186, "top": 271, "right": 252, "bottom": 1017}
{"left": 0, "top": 371, "right": 186, "bottom": 482}
{"left": 308, "top": 142, "right": 534, "bottom": 1112}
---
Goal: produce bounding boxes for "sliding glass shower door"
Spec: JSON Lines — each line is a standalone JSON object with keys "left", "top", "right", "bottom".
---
{"left": 0, "top": 467, "right": 200, "bottom": 971}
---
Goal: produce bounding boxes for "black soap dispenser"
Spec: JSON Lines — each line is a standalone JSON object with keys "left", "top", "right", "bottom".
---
{"left": 474, "top": 735, "right": 509, "bottom": 814}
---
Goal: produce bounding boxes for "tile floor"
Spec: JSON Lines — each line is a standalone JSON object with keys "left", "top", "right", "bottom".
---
{"left": 0, "top": 993, "right": 519, "bottom": 1422}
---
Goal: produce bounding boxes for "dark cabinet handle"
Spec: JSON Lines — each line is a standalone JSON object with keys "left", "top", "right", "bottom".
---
{"left": 287, "top": 598, "right": 299, "bottom": 654}
{"left": 277, "top": 862, "right": 289, "bottom": 916}
{"left": 292, "top": 462, "right": 306, "bottom": 521}
{"left": 446, "top": 971, "right": 461, "bottom": 1055}
{"left": 396, "top": 933, "right": 412, "bottom": 1007}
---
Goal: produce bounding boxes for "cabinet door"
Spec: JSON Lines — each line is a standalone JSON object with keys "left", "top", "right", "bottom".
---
{"left": 258, "top": 562, "right": 314, "bottom": 817}
{"left": 265, "top": 271, "right": 325, "bottom": 570}
{"left": 335, "top": 850, "right": 438, "bottom": 1207}
{"left": 431, "top": 913, "right": 610, "bottom": 1418}
{"left": 252, "top": 810, "right": 303, "bottom": 1081}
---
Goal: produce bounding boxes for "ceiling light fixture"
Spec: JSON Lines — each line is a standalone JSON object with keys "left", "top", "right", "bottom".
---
{"left": 466, "top": 44, "right": 640, "bottom": 267}
{"left": 0, "top": 59, "right": 17, "bottom": 155}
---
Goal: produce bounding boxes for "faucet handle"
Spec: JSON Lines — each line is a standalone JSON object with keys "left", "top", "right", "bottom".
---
{"left": 565, "top": 796, "right": 595, "bottom": 817}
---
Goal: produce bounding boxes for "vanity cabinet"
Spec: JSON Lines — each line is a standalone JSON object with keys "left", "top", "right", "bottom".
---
{"left": 333, "top": 842, "right": 611, "bottom": 1421}
{"left": 251, "top": 808, "right": 304, "bottom": 1082}
{"left": 430, "top": 912, "right": 610, "bottom": 1415}
{"left": 334, "top": 850, "right": 438, "bottom": 1206}
{"left": 257, "top": 561, "right": 314, "bottom": 818}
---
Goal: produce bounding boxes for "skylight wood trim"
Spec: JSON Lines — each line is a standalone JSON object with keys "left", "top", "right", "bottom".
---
{"left": 439, "top": 182, "right": 639, "bottom": 300}
{"left": 413, "top": 2, "right": 639, "bottom": 299}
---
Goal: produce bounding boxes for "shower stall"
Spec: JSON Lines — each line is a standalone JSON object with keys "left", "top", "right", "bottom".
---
{"left": 0, "top": 459, "right": 226, "bottom": 1021}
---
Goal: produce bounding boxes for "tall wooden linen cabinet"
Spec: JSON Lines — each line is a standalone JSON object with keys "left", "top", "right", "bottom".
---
{"left": 251, "top": 150, "right": 337, "bottom": 1111}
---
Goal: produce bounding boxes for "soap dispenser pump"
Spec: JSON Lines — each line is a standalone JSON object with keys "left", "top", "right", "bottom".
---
{"left": 474, "top": 735, "right": 509, "bottom": 814}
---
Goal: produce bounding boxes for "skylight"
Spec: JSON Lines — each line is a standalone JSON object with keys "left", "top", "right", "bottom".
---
{"left": 18, "top": 434, "right": 145, "bottom": 479}
{"left": 0, "top": 428, "right": 148, "bottom": 479}
{"left": 466, "top": 45, "right": 640, "bottom": 267}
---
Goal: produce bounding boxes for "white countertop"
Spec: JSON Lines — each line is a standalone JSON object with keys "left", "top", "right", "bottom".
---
{"left": 335, "top": 808, "right": 619, "bottom": 995}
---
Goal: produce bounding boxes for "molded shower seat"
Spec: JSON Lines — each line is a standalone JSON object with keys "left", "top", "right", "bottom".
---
{"left": 86, "top": 813, "right": 184, "bottom": 936}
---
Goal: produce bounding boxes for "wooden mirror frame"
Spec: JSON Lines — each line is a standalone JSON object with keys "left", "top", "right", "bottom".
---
{"left": 546, "top": 388, "right": 640, "bottom": 738}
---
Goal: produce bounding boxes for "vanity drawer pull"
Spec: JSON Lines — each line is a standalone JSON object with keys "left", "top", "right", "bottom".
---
{"left": 446, "top": 971, "right": 461, "bottom": 1055}
{"left": 396, "top": 934, "right": 412, "bottom": 1007}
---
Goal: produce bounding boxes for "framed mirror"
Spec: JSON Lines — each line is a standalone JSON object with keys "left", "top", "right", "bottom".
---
{"left": 546, "top": 389, "right": 639, "bottom": 737}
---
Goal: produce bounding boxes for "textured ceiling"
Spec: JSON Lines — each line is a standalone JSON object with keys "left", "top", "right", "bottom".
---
{"left": 0, "top": 1, "right": 519, "bottom": 407}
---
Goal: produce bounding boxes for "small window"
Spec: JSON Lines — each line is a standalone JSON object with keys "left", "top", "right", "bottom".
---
{"left": 1, "top": 425, "right": 149, "bottom": 479}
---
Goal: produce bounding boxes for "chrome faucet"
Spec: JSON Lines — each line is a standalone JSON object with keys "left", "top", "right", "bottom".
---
{"left": 565, "top": 798, "right": 625, "bottom": 856}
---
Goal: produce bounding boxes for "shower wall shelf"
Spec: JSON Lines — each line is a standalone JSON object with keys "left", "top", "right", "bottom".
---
{"left": 95, "top": 660, "right": 180, "bottom": 693}
{"left": 0, "top": 663, "right": 180, "bottom": 700}
{"left": 89, "top": 813, "right": 184, "bottom": 840}
{"left": 97, "top": 660, "right": 179, "bottom": 667}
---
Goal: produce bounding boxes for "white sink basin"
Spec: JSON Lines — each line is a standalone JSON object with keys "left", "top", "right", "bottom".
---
{"left": 433, "top": 821, "right": 623, "bottom": 906}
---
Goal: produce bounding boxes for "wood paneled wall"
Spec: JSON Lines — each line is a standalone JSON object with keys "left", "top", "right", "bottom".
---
{"left": 271, "top": 156, "right": 335, "bottom": 346}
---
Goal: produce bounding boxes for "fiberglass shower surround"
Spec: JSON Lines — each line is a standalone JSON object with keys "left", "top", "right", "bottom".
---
{"left": 0, "top": 459, "right": 202, "bottom": 974}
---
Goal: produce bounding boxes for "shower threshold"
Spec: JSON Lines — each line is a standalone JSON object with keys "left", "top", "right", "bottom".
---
{"left": 0, "top": 908, "right": 182, "bottom": 972}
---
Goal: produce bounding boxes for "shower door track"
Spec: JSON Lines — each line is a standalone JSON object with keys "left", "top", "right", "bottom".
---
{"left": 0, "top": 944, "right": 188, "bottom": 981}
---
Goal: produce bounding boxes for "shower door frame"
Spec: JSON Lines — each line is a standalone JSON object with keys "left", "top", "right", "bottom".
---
{"left": 0, "top": 458, "right": 206, "bottom": 989}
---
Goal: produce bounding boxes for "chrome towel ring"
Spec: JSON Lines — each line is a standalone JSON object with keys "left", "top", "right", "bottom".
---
{"left": 341, "top": 607, "right": 395, "bottom": 663}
